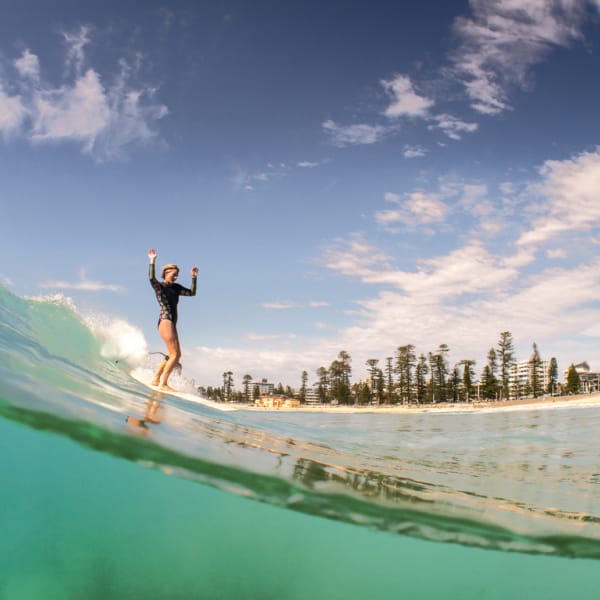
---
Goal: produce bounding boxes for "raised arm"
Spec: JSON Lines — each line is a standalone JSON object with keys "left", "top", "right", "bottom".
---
{"left": 148, "top": 248, "right": 158, "bottom": 284}
{"left": 179, "top": 266, "right": 198, "bottom": 296}
{"left": 190, "top": 267, "right": 198, "bottom": 295}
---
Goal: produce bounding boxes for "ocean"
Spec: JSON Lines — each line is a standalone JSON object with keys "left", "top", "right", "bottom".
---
{"left": 1, "top": 283, "right": 600, "bottom": 599}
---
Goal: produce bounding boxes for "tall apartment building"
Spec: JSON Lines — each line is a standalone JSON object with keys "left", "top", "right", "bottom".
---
{"left": 508, "top": 359, "right": 550, "bottom": 398}
{"left": 248, "top": 378, "right": 275, "bottom": 401}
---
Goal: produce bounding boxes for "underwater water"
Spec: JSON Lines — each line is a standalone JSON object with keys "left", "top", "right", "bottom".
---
{"left": 1, "top": 284, "right": 600, "bottom": 599}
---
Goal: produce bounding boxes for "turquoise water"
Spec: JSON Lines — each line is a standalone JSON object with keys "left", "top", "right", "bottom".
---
{"left": 2, "top": 285, "right": 600, "bottom": 599}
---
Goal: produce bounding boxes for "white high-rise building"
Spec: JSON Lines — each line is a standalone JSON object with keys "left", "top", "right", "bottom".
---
{"left": 248, "top": 378, "right": 275, "bottom": 401}
{"left": 508, "top": 359, "right": 550, "bottom": 398}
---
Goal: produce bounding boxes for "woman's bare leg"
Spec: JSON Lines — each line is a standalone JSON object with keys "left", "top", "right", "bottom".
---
{"left": 157, "top": 320, "right": 181, "bottom": 391}
{"left": 150, "top": 359, "right": 167, "bottom": 386}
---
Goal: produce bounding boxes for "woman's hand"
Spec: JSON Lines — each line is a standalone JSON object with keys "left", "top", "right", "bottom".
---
{"left": 191, "top": 266, "right": 199, "bottom": 277}
{"left": 148, "top": 248, "right": 157, "bottom": 263}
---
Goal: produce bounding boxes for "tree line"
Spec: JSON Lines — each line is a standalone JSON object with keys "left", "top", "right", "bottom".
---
{"left": 200, "top": 331, "right": 583, "bottom": 405}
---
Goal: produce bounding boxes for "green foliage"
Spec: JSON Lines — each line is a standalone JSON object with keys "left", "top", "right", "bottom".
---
{"left": 415, "top": 354, "right": 428, "bottom": 404}
{"left": 547, "top": 357, "right": 558, "bottom": 394}
{"left": 529, "top": 342, "right": 543, "bottom": 398}
{"left": 385, "top": 357, "right": 395, "bottom": 404}
{"left": 497, "top": 331, "right": 515, "bottom": 401}
{"left": 428, "top": 344, "right": 449, "bottom": 402}
{"left": 299, "top": 370, "right": 308, "bottom": 403}
{"left": 461, "top": 359, "right": 476, "bottom": 402}
{"left": 201, "top": 333, "right": 578, "bottom": 408}
{"left": 222, "top": 371, "right": 234, "bottom": 402}
{"left": 566, "top": 364, "right": 581, "bottom": 394}
{"left": 395, "top": 345, "right": 416, "bottom": 404}
{"left": 356, "top": 382, "right": 371, "bottom": 405}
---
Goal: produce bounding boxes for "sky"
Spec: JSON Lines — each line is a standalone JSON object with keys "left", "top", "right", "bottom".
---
{"left": 2, "top": 0, "right": 600, "bottom": 388}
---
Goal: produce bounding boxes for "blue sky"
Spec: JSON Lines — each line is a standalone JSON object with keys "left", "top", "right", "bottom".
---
{"left": 2, "top": 0, "right": 600, "bottom": 387}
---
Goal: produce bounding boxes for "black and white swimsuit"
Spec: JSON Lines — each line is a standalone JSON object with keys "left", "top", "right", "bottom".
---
{"left": 149, "top": 264, "right": 196, "bottom": 326}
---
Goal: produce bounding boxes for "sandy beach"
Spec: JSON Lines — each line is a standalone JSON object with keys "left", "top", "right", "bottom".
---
{"left": 246, "top": 392, "right": 600, "bottom": 414}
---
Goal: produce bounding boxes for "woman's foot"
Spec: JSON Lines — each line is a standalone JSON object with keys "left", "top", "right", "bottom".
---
{"left": 150, "top": 379, "right": 160, "bottom": 386}
{"left": 158, "top": 384, "right": 177, "bottom": 392}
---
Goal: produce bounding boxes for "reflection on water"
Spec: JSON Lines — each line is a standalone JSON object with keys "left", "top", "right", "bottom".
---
{"left": 126, "top": 391, "right": 165, "bottom": 430}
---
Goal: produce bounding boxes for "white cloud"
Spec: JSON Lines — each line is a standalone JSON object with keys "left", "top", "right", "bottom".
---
{"left": 63, "top": 25, "right": 92, "bottom": 75}
{"left": 403, "top": 145, "right": 427, "bottom": 158}
{"left": 187, "top": 345, "right": 335, "bottom": 387}
{"left": 245, "top": 333, "right": 282, "bottom": 341}
{"left": 262, "top": 300, "right": 330, "bottom": 310}
{"left": 31, "top": 69, "right": 111, "bottom": 148}
{"left": 546, "top": 248, "right": 567, "bottom": 259}
{"left": 381, "top": 74, "right": 434, "bottom": 118}
{"left": 0, "top": 88, "right": 27, "bottom": 135}
{"left": 376, "top": 191, "right": 448, "bottom": 228}
{"left": 518, "top": 150, "right": 600, "bottom": 247}
{"left": 320, "top": 2, "right": 598, "bottom": 150}
{"left": 233, "top": 161, "right": 300, "bottom": 190}
{"left": 39, "top": 277, "right": 125, "bottom": 293}
{"left": 429, "top": 113, "right": 478, "bottom": 140}
{"left": 324, "top": 236, "right": 525, "bottom": 299}
{"left": 0, "top": 28, "right": 168, "bottom": 160}
{"left": 450, "top": 0, "right": 592, "bottom": 115}
{"left": 262, "top": 301, "right": 303, "bottom": 310}
{"left": 14, "top": 49, "right": 40, "bottom": 80}
{"left": 309, "top": 300, "right": 330, "bottom": 308}
{"left": 322, "top": 119, "right": 390, "bottom": 147}
{"left": 322, "top": 234, "right": 393, "bottom": 279}
{"left": 297, "top": 160, "right": 320, "bottom": 168}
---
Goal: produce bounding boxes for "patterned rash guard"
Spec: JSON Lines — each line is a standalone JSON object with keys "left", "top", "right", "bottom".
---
{"left": 149, "top": 263, "right": 197, "bottom": 327}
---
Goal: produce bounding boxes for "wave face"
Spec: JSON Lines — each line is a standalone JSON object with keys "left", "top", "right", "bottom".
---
{"left": 2, "top": 284, "right": 600, "bottom": 566}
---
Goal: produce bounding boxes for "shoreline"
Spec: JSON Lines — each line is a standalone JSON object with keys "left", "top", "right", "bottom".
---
{"left": 240, "top": 393, "right": 600, "bottom": 414}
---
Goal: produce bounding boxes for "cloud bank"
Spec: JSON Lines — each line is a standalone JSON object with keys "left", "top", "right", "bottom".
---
{"left": 0, "top": 26, "right": 167, "bottom": 160}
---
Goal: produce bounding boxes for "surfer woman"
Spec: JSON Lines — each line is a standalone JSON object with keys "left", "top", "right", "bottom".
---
{"left": 148, "top": 248, "right": 198, "bottom": 391}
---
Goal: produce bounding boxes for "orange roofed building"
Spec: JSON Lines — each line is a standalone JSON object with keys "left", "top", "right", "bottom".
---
{"left": 255, "top": 395, "right": 301, "bottom": 409}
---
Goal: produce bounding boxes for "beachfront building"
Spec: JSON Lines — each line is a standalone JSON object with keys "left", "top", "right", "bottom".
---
{"left": 255, "top": 395, "right": 300, "bottom": 408}
{"left": 249, "top": 378, "right": 275, "bottom": 401}
{"left": 563, "top": 362, "right": 600, "bottom": 394}
{"left": 302, "top": 388, "right": 320, "bottom": 406}
{"left": 508, "top": 359, "right": 550, "bottom": 398}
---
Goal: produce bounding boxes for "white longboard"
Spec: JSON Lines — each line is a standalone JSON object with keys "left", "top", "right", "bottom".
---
{"left": 130, "top": 370, "right": 239, "bottom": 412}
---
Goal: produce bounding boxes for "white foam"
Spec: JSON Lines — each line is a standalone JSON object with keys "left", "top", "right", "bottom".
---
{"left": 26, "top": 292, "right": 78, "bottom": 311}
{"left": 85, "top": 314, "right": 149, "bottom": 365}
